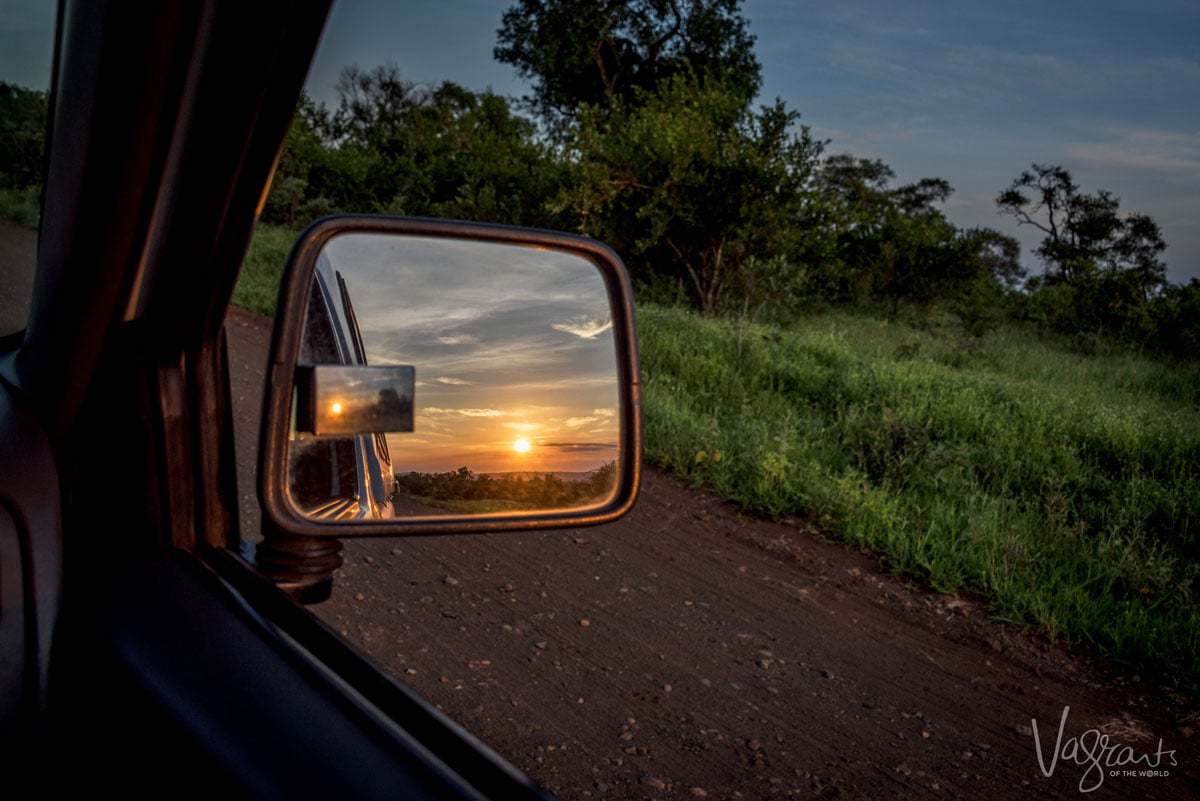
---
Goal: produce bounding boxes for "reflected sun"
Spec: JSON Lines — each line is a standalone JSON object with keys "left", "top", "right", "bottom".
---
{"left": 513, "top": 437, "right": 532, "bottom": 454}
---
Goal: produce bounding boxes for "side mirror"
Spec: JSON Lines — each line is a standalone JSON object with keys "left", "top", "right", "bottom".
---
{"left": 255, "top": 216, "right": 641, "bottom": 600}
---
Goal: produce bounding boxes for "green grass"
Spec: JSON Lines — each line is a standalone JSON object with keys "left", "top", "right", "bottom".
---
{"left": 0, "top": 185, "right": 41, "bottom": 228}
{"left": 232, "top": 224, "right": 298, "bottom": 316}
{"left": 639, "top": 303, "right": 1200, "bottom": 690}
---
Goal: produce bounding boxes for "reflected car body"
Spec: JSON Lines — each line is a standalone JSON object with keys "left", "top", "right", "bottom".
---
{"left": 288, "top": 252, "right": 395, "bottom": 519}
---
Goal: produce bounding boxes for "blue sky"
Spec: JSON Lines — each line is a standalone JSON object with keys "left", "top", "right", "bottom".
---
{"left": 5, "top": 1, "right": 1198, "bottom": 280}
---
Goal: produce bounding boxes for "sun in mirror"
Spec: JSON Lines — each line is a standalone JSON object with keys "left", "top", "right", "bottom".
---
{"left": 288, "top": 232, "right": 622, "bottom": 521}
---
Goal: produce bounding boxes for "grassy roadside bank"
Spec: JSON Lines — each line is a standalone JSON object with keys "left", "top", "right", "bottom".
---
{"left": 237, "top": 225, "right": 1199, "bottom": 691}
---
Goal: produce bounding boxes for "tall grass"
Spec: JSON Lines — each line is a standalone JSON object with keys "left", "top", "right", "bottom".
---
{"left": 639, "top": 303, "right": 1200, "bottom": 690}
{"left": 231, "top": 224, "right": 297, "bottom": 316}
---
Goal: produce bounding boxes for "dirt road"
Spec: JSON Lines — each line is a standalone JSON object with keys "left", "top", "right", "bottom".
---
{"left": 225, "top": 302, "right": 1195, "bottom": 800}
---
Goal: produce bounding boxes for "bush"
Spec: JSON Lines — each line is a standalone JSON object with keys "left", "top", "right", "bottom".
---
{"left": 0, "top": 82, "right": 47, "bottom": 189}
{"left": 1152, "top": 279, "right": 1200, "bottom": 360}
{"left": 0, "top": 185, "right": 40, "bottom": 228}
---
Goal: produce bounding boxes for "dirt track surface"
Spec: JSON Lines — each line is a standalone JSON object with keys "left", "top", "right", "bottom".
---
{"left": 225, "top": 305, "right": 1197, "bottom": 801}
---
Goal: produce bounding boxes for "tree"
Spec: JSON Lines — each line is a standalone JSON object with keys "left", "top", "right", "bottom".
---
{"left": 263, "top": 66, "right": 565, "bottom": 229}
{"left": 870, "top": 210, "right": 971, "bottom": 316}
{"left": 495, "top": 0, "right": 760, "bottom": 128}
{"left": 996, "top": 163, "right": 1171, "bottom": 341}
{"left": 948, "top": 228, "right": 1023, "bottom": 337}
{"left": 559, "top": 72, "right": 823, "bottom": 312}
{"left": 262, "top": 96, "right": 333, "bottom": 225}
{"left": 810, "top": 153, "right": 974, "bottom": 310}
{"left": 996, "top": 163, "right": 1167, "bottom": 297}
{"left": 961, "top": 227, "right": 1024, "bottom": 291}
{"left": 1108, "top": 212, "right": 1168, "bottom": 303}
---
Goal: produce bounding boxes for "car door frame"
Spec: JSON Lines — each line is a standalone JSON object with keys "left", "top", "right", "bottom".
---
{"left": 0, "top": 2, "right": 555, "bottom": 797}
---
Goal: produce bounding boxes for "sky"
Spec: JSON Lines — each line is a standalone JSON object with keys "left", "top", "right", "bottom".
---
{"left": 318, "top": 233, "right": 620, "bottom": 477}
{"left": 4, "top": 1, "right": 1198, "bottom": 280}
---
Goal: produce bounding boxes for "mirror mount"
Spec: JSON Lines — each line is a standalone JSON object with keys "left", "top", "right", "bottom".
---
{"left": 253, "top": 533, "right": 344, "bottom": 604}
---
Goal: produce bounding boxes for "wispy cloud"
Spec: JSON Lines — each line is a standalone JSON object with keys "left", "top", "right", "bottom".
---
{"left": 437, "top": 334, "right": 478, "bottom": 345}
{"left": 423, "top": 407, "right": 505, "bottom": 418}
{"left": 1065, "top": 129, "right": 1200, "bottom": 180}
{"left": 433, "top": 376, "right": 474, "bottom": 385}
{"left": 552, "top": 317, "right": 613, "bottom": 339}
{"left": 541, "top": 442, "right": 618, "bottom": 453}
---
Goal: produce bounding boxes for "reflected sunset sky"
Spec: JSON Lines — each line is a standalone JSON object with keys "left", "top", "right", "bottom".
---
{"left": 320, "top": 234, "right": 620, "bottom": 475}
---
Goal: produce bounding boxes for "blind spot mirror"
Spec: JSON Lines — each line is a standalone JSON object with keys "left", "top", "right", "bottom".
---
{"left": 259, "top": 217, "right": 641, "bottom": 543}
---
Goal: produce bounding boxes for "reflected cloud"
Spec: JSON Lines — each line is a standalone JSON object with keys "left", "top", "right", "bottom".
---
{"left": 541, "top": 442, "right": 619, "bottom": 453}
{"left": 423, "top": 407, "right": 505, "bottom": 418}
{"left": 552, "top": 316, "right": 613, "bottom": 339}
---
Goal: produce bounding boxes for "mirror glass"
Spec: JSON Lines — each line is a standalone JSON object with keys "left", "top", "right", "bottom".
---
{"left": 287, "top": 233, "right": 622, "bottom": 521}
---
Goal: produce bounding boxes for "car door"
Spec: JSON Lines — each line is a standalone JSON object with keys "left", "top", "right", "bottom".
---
{"left": 0, "top": 2, "right": 560, "bottom": 797}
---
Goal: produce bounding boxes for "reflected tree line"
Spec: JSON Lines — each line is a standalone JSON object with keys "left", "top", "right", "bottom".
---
{"left": 394, "top": 461, "right": 616, "bottom": 510}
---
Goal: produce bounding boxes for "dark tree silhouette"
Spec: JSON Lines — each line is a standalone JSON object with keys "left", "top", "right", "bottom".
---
{"left": 495, "top": 0, "right": 760, "bottom": 127}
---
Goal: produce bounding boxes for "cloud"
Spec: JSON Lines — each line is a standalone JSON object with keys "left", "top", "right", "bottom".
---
{"left": 563, "top": 416, "right": 599, "bottom": 428}
{"left": 503, "top": 421, "right": 542, "bottom": 432}
{"left": 437, "top": 334, "right": 479, "bottom": 345}
{"left": 501, "top": 376, "right": 617, "bottom": 391}
{"left": 540, "top": 442, "right": 619, "bottom": 453}
{"left": 1065, "top": 129, "right": 1200, "bottom": 179}
{"left": 433, "top": 376, "right": 474, "bottom": 385}
{"left": 552, "top": 316, "right": 613, "bottom": 339}
{"left": 422, "top": 407, "right": 505, "bottom": 418}
{"left": 592, "top": 408, "right": 615, "bottom": 417}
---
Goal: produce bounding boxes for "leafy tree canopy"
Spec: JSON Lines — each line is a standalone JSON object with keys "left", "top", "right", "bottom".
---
{"left": 496, "top": 0, "right": 760, "bottom": 128}
{"left": 560, "top": 72, "right": 822, "bottom": 312}
{"left": 264, "top": 66, "right": 564, "bottom": 228}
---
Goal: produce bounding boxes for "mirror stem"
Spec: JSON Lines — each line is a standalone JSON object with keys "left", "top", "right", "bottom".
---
{"left": 255, "top": 532, "right": 343, "bottom": 604}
